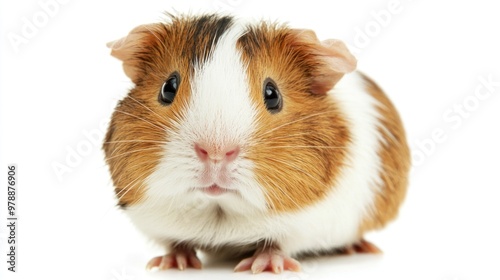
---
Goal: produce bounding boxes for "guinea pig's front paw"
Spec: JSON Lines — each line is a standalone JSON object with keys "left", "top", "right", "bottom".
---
{"left": 146, "top": 247, "right": 202, "bottom": 271}
{"left": 234, "top": 248, "right": 301, "bottom": 274}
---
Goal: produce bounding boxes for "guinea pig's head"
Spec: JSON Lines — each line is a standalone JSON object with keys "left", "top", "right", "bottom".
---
{"left": 104, "top": 14, "right": 356, "bottom": 214}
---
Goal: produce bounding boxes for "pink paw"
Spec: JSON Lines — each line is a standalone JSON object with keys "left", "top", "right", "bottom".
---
{"left": 234, "top": 249, "right": 301, "bottom": 274}
{"left": 146, "top": 248, "right": 202, "bottom": 271}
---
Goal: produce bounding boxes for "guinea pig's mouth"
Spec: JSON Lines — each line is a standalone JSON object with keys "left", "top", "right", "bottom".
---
{"left": 200, "top": 184, "right": 235, "bottom": 196}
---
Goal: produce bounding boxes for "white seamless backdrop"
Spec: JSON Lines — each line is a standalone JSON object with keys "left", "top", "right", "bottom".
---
{"left": 1, "top": 0, "right": 499, "bottom": 280}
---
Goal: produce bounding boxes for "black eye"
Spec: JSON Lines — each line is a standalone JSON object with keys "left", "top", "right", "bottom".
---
{"left": 263, "top": 79, "right": 282, "bottom": 113}
{"left": 159, "top": 72, "right": 180, "bottom": 105}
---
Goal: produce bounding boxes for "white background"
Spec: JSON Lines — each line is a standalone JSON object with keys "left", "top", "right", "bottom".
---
{"left": 1, "top": 0, "right": 499, "bottom": 279}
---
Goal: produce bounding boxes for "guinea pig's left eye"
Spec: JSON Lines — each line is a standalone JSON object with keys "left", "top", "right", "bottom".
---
{"left": 263, "top": 79, "right": 282, "bottom": 113}
{"left": 159, "top": 72, "right": 180, "bottom": 105}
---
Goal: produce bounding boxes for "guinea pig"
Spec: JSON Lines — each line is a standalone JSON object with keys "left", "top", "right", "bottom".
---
{"left": 103, "top": 13, "right": 410, "bottom": 274}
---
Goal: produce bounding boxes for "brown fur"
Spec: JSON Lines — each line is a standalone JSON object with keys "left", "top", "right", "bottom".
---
{"left": 237, "top": 24, "right": 352, "bottom": 212}
{"left": 358, "top": 73, "right": 411, "bottom": 234}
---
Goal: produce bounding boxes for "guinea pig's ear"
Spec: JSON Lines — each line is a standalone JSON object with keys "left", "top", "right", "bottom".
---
{"left": 292, "top": 29, "right": 357, "bottom": 94}
{"left": 107, "top": 23, "right": 161, "bottom": 83}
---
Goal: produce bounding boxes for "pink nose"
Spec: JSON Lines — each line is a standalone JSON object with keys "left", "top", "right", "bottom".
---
{"left": 195, "top": 143, "right": 240, "bottom": 162}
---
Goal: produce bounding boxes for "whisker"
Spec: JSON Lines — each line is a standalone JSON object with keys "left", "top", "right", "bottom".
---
{"left": 118, "top": 181, "right": 144, "bottom": 205}
{"left": 108, "top": 138, "right": 164, "bottom": 156}
{"left": 261, "top": 132, "right": 312, "bottom": 141}
{"left": 255, "top": 110, "right": 340, "bottom": 138}
{"left": 115, "top": 175, "right": 142, "bottom": 200}
{"left": 104, "top": 140, "right": 168, "bottom": 145}
{"left": 264, "top": 157, "right": 325, "bottom": 187}
{"left": 267, "top": 180, "right": 303, "bottom": 211}
{"left": 248, "top": 157, "right": 324, "bottom": 211}
{"left": 114, "top": 109, "right": 167, "bottom": 132}
{"left": 127, "top": 95, "right": 171, "bottom": 125}
{"left": 260, "top": 186, "right": 277, "bottom": 212}
{"left": 106, "top": 147, "right": 163, "bottom": 161}
{"left": 256, "top": 145, "right": 348, "bottom": 150}
{"left": 107, "top": 159, "right": 151, "bottom": 190}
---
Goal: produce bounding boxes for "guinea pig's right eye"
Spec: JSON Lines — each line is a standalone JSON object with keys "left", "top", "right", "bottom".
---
{"left": 263, "top": 78, "right": 282, "bottom": 113}
{"left": 159, "top": 73, "right": 180, "bottom": 105}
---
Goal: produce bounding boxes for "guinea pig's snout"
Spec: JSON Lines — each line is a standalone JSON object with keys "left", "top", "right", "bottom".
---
{"left": 194, "top": 143, "right": 240, "bottom": 163}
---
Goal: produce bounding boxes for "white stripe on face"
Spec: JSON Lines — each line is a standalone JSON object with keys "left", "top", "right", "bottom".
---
{"left": 144, "top": 22, "right": 268, "bottom": 213}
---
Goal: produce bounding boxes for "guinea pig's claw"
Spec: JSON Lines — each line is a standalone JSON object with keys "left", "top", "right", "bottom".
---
{"left": 146, "top": 249, "right": 202, "bottom": 271}
{"left": 234, "top": 249, "right": 301, "bottom": 274}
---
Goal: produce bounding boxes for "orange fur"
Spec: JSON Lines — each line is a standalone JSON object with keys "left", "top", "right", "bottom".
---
{"left": 237, "top": 24, "right": 351, "bottom": 212}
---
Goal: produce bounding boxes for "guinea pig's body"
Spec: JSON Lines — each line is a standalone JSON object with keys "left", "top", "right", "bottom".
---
{"left": 104, "top": 14, "right": 410, "bottom": 273}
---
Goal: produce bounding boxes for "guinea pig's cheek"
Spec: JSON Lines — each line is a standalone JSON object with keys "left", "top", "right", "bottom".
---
{"left": 227, "top": 158, "right": 268, "bottom": 210}
{"left": 141, "top": 142, "right": 197, "bottom": 198}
